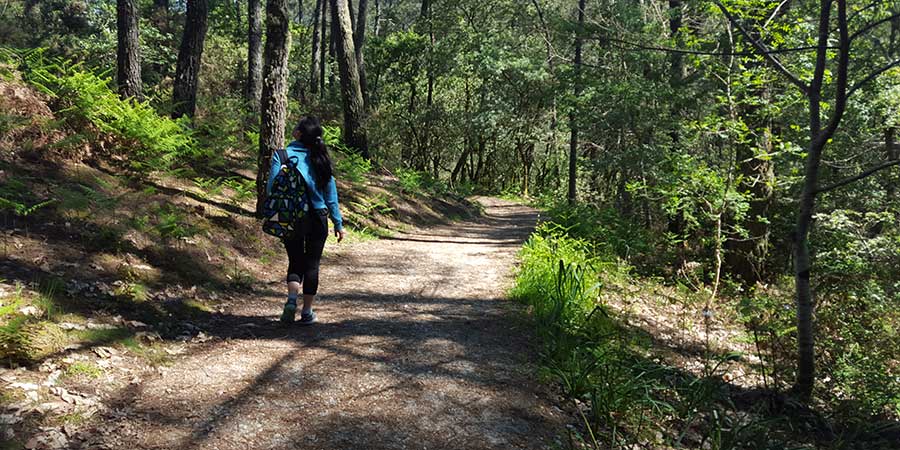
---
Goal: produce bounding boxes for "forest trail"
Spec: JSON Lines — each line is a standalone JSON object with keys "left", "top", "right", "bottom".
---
{"left": 87, "top": 197, "right": 564, "bottom": 450}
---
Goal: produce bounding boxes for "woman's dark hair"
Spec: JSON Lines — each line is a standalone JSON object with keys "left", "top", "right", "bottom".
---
{"left": 294, "top": 116, "right": 333, "bottom": 189}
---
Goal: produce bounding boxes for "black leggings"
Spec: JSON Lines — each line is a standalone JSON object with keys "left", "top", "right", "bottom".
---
{"left": 283, "top": 210, "right": 328, "bottom": 295}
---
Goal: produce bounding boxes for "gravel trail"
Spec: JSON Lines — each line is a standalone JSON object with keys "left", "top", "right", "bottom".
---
{"left": 90, "top": 197, "right": 562, "bottom": 450}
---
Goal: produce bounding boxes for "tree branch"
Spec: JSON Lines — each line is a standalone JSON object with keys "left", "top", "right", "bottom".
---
{"left": 849, "top": 11, "right": 900, "bottom": 42}
{"left": 847, "top": 57, "right": 900, "bottom": 97}
{"left": 820, "top": 0, "right": 849, "bottom": 142}
{"left": 713, "top": 0, "right": 809, "bottom": 94}
{"left": 816, "top": 159, "right": 900, "bottom": 194}
{"left": 591, "top": 35, "right": 828, "bottom": 56}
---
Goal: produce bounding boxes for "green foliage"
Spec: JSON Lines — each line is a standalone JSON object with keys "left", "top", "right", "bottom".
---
{"left": 541, "top": 201, "right": 654, "bottom": 264}
{"left": 349, "top": 194, "right": 394, "bottom": 216}
{"left": 0, "top": 175, "right": 54, "bottom": 218}
{"left": 154, "top": 205, "right": 198, "bottom": 242}
{"left": 193, "top": 177, "right": 225, "bottom": 200}
{"left": 809, "top": 210, "right": 900, "bottom": 416}
{"left": 223, "top": 178, "right": 256, "bottom": 205}
{"left": 395, "top": 168, "right": 424, "bottom": 193}
{"left": 392, "top": 168, "right": 452, "bottom": 197}
{"left": 8, "top": 48, "right": 197, "bottom": 170}
{"left": 335, "top": 151, "right": 373, "bottom": 183}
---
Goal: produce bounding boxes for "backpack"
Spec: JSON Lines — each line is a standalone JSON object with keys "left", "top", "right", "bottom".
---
{"left": 262, "top": 148, "right": 308, "bottom": 240}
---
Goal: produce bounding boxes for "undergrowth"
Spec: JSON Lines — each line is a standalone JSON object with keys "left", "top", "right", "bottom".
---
{"left": 513, "top": 206, "right": 900, "bottom": 449}
{"left": 1, "top": 47, "right": 198, "bottom": 171}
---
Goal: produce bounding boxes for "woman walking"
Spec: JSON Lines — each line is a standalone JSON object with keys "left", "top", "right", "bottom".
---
{"left": 267, "top": 116, "right": 345, "bottom": 325}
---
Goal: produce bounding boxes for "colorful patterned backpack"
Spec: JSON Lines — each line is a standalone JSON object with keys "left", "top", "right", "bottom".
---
{"left": 262, "top": 148, "right": 308, "bottom": 239}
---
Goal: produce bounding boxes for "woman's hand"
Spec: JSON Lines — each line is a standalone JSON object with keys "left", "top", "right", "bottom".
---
{"left": 335, "top": 229, "right": 345, "bottom": 243}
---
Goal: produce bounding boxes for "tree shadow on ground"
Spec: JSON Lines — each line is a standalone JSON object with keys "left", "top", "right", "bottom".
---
{"left": 90, "top": 292, "right": 559, "bottom": 450}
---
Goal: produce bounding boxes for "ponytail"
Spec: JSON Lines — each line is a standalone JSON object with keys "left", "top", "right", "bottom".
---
{"left": 294, "top": 116, "right": 333, "bottom": 190}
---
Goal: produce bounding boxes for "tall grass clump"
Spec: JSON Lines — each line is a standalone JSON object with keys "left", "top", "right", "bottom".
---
{"left": 512, "top": 222, "right": 673, "bottom": 446}
{"left": 511, "top": 223, "right": 601, "bottom": 329}
{"left": 512, "top": 216, "right": 776, "bottom": 448}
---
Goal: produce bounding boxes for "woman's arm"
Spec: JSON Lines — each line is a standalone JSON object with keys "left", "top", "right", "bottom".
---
{"left": 324, "top": 177, "right": 344, "bottom": 232}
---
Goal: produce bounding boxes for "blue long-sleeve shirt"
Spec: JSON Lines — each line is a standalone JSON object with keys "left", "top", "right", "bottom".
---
{"left": 267, "top": 141, "right": 344, "bottom": 231}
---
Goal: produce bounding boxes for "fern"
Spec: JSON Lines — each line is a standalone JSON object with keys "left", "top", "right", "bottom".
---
{"left": 4, "top": 46, "right": 197, "bottom": 171}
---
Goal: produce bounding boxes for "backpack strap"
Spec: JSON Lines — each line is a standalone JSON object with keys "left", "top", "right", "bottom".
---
{"left": 275, "top": 148, "right": 290, "bottom": 167}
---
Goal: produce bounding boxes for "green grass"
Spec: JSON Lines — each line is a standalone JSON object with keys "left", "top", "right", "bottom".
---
{"left": 64, "top": 361, "right": 103, "bottom": 379}
{"left": 511, "top": 221, "right": 771, "bottom": 448}
{"left": 50, "top": 411, "right": 90, "bottom": 427}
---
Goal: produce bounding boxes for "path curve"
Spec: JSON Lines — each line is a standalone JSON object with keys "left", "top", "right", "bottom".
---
{"left": 91, "top": 197, "right": 563, "bottom": 450}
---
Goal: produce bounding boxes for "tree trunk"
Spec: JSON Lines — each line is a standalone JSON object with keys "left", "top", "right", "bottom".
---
{"left": 172, "top": 0, "right": 209, "bottom": 119}
{"left": 727, "top": 125, "right": 775, "bottom": 284}
{"left": 328, "top": 1, "right": 338, "bottom": 93}
{"left": 887, "top": 127, "right": 896, "bottom": 200}
{"left": 319, "top": 0, "right": 328, "bottom": 97}
{"left": 116, "top": 0, "right": 142, "bottom": 101}
{"left": 567, "top": 0, "right": 584, "bottom": 204}
{"left": 330, "top": 0, "right": 369, "bottom": 158}
{"left": 309, "top": 0, "right": 323, "bottom": 96}
{"left": 374, "top": 0, "right": 381, "bottom": 37}
{"left": 153, "top": 0, "right": 169, "bottom": 28}
{"left": 355, "top": 0, "right": 369, "bottom": 108}
{"left": 298, "top": 0, "right": 304, "bottom": 22}
{"left": 255, "top": 0, "right": 292, "bottom": 215}
{"left": 247, "top": 0, "right": 263, "bottom": 111}
{"left": 793, "top": 0, "right": 848, "bottom": 400}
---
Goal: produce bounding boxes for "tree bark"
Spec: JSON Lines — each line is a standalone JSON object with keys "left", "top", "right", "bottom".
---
{"left": 153, "top": 0, "right": 169, "bottom": 28}
{"left": 319, "top": 0, "right": 329, "bottom": 97}
{"left": 328, "top": 1, "right": 338, "bottom": 92}
{"left": 374, "top": 0, "right": 381, "bottom": 37}
{"left": 256, "top": 0, "right": 292, "bottom": 215}
{"left": 793, "top": 0, "right": 849, "bottom": 399}
{"left": 355, "top": 0, "right": 369, "bottom": 108}
{"left": 887, "top": 127, "right": 896, "bottom": 200}
{"left": 117, "top": 0, "right": 142, "bottom": 101}
{"left": 567, "top": 0, "right": 584, "bottom": 204}
{"left": 172, "top": 0, "right": 209, "bottom": 119}
{"left": 247, "top": 0, "right": 263, "bottom": 111}
{"left": 309, "top": 0, "right": 323, "bottom": 96}
{"left": 330, "top": 0, "right": 369, "bottom": 158}
{"left": 724, "top": 8, "right": 785, "bottom": 286}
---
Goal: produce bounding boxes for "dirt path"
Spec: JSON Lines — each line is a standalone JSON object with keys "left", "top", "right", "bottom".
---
{"left": 87, "top": 197, "right": 563, "bottom": 450}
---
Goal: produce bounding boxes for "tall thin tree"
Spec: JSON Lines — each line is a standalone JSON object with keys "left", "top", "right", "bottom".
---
{"left": 319, "top": 0, "right": 329, "bottom": 97}
{"left": 717, "top": 0, "right": 900, "bottom": 399}
{"left": 247, "top": 0, "right": 263, "bottom": 111}
{"left": 117, "top": 0, "right": 142, "bottom": 100}
{"left": 330, "top": 0, "right": 368, "bottom": 158}
{"left": 568, "top": 0, "right": 585, "bottom": 204}
{"left": 310, "top": 0, "right": 323, "bottom": 96}
{"left": 256, "top": 0, "right": 293, "bottom": 214}
{"left": 355, "top": 0, "right": 369, "bottom": 108}
{"left": 172, "top": 0, "right": 209, "bottom": 119}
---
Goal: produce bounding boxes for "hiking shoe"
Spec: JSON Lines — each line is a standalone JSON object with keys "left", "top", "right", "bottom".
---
{"left": 280, "top": 302, "right": 297, "bottom": 324}
{"left": 298, "top": 309, "right": 317, "bottom": 326}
